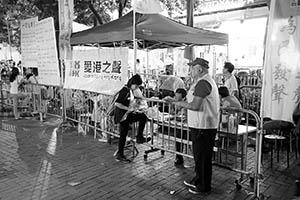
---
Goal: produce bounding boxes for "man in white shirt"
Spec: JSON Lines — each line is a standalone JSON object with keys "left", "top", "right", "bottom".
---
{"left": 223, "top": 62, "right": 238, "bottom": 97}
{"left": 173, "top": 58, "right": 219, "bottom": 194}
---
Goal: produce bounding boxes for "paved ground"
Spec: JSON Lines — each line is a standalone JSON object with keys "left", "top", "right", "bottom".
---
{"left": 0, "top": 115, "right": 299, "bottom": 200}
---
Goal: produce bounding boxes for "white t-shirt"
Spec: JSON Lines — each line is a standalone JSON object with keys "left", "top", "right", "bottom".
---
{"left": 224, "top": 74, "right": 238, "bottom": 96}
{"left": 10, "top": 76, "right": 20, "bottom": 94}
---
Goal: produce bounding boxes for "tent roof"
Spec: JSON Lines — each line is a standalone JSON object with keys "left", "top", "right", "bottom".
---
{"left": 71, "top": 11, "right": 228, "bottom": 49}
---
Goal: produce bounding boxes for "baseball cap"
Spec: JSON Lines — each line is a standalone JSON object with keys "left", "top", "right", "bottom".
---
{"left": 187, "top": 58, "right": 209, "bottom": 69}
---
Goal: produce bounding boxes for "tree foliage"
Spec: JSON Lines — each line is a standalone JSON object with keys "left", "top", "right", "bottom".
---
{"left": 0, "top": 0, "right": 187, "bottom": 49}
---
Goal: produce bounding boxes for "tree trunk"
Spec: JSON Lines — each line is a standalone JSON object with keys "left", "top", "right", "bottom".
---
{"left": 118, "top": 0, "right": 128, "bottom": 18}
{"left": 88, "top": 1, "right": 103, "bottom": 25}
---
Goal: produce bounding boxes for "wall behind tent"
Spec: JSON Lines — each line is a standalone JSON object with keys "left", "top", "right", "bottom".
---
{"left": 189, "top": 6, "right": 268, "bottom": 71}
{"left": 0, "top": 43, "right": 21, "bottom": 62}
{"left": 128, "top": 47, "right": 222, "bottom": 77}
{"left": 128, "top": 49, "right": 168, "bottom": 75}
{"left": 216, "top": 17, "right": 267, "bottom": 69}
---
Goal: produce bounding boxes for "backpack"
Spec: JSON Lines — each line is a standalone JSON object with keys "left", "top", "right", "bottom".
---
{"left": 107, "top": 86, "right": 128, "bottom": 116}
{"left": 293, "top": 101, "right": 300, "bottom": 125}
{"left": 107, "top": 91, "right": 121, "bottom": 116}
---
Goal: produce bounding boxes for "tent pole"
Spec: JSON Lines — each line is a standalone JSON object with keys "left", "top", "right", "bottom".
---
{"left": 133, "top": 10, "right": 137, "bottom": 74}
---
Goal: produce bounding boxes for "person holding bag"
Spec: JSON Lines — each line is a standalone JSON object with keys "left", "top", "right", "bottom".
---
{"left": 9, "top": 67, "right": 30, "bottom": 119}
{"left": 114, "top": 74, "right": 151, "bottom": 162}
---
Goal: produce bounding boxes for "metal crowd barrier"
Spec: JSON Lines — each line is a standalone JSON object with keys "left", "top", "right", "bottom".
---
{"left": 142, "top": 99, "right": 260, "bottom": 174}
{"left": 0, "top": 80, "right": 12, "bottom": 114}
{"left": 239, "top": 75, "right": 261, "bottom": 87}
{"left": 240, "top": 85, "right": 262, "bottom": 116}
{"left": 24, "top": 83, "right": 63, "bottom": 118}
{"left": 0, "top": 80, "right": 264, "bottom": 198}
{"left": 64, "top": 88, "right": 117, "bottom": 141}
{"left": 142, "top": 100, "right": 262, "bottom": 196}
{"left": 0, "top": 82, "right": 62, "bottom": 119}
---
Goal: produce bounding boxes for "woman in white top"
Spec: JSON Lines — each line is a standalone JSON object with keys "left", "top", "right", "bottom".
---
{"left": 218, "top": 86, "right": 242, "bottom": 109}
{"left": 9, "top": 67, "right": 30, "bottom": 119}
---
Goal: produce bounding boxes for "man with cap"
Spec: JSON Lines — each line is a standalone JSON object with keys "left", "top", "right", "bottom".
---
{"left": 172, "top": 58, "right": 219, "bottom": 194}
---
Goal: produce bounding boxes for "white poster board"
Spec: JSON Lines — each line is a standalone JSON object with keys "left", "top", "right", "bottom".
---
{"left": 64, "top": 48, "right": 129, "bottom": 95}
{"left": 35, "top": 17, "right": 60, "bottom": 86}
{"left": 262, "top": 0, "right": 300, "bottom": 122}
{"left": 20, "top": 17, "right": 38, "bottom": 68}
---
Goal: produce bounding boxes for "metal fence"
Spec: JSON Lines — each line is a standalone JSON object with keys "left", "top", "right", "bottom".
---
{"left": 0, "top": 79, "right": 263, "bottom": 197}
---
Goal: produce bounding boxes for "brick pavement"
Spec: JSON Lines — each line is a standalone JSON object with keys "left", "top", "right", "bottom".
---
{"left": 0, "top": 116, "right": 299, "bottom": 200}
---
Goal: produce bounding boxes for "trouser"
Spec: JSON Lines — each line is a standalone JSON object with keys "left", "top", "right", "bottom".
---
{"left": 190, "top": 128, "right": 217, "bottom": 192}
{"left": 118, "top": 112, "right": 148, "bottom": 156}
{"left": 11, "top": 93, "right": 30, "bottom": 119}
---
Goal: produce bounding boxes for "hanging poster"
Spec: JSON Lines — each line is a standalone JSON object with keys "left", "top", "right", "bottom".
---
{"left": 262, "top": 0, "right": 300, "bottom": 122}
{"left": 20, "top": 17, "right": 38, "bottom": 68}
{"left": 64, "top": 48, "right": 129, "bottom": 95}
{"left": 35, "top": 17, "right": 60, "bottom": 86}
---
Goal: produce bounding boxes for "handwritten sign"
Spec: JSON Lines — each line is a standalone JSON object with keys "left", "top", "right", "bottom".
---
{"left": 35, "top": 17, "right": 60, "bottom": 86}
{"left": 262, "top": 0, "right": 300, "bottom": 122}
{"left": 20, "top": 17, "right": 38, "bottom": 68}
{"left": 64, "top": 48, "right": 129, "bottom": 95}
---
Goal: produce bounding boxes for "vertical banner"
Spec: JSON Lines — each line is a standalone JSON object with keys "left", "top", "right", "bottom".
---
{"left": 58, "top": 0, "right": 73, "bottom": 60}
{"left": 262, "top": 0, "right": 300, "bottom": 122}
{"left": 35, "top": 17, "right": 60, "bottom": 86}
{"left": 20, "top": 17, "right": 38, "bottom": 68}
{"left": 64, "top": 48, "right": 129, "bottom": 95}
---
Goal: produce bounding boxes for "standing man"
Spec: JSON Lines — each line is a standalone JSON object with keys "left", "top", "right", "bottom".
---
{"left": 223, "top": 62, "right": 239, "bottom": 97}
{"left": 173, "top": 58, "right": 219, "bottom": 194}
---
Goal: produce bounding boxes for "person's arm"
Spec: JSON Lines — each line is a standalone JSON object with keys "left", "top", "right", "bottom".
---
{"left": 115, "top": 102, "right": 133, "bottom": 112}
{"left": 115, "top": 88, "right": 133, "bottom": 112}
{"left": 173, "top": 96, "right": 203, "bottom": 111}
{"left": 173, "top": 80, "right": 211, "bottom": 111}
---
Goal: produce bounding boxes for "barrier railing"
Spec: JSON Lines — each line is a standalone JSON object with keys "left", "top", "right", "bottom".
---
{"left": 64, "top": 88, "right": 117, "bottom": 141}
{"left": 240, "top": 85, "right": 262, "bottom": 117}
{"left": 0, "top": 80, "right": 12, "bottom": 114}
{"left": 0, "top": 81, "right": 263, "bottom": 197}
{"left": 0, "top": 82, "right": 62, "bottom": 119}
{"left": 142, "top": 101, "right": 262, "bottom": 196}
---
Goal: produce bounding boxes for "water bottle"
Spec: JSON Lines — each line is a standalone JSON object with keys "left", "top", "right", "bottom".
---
{"left": 228, "top": 114, "right": 235, "bottom": 132}
{"left": 221, "top": 114, "right": 228, "bottom": 128}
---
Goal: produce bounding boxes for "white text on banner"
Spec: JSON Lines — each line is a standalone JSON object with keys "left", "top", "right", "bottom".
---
{"left": 64, "top": 48, "right": 129, "bottom": 95}
{"left": 262, "top": 0, "right": 300, "bottom": 122}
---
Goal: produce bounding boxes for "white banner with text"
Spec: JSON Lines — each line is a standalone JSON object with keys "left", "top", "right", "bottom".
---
{"left": 20, "top": 17, "right": 38, "bottom": 68}
{"left": 64, "top": 48, "right": 129, "bottom": 95}
{"left": 262, "top": 0, "right": 300, "bottom": 122}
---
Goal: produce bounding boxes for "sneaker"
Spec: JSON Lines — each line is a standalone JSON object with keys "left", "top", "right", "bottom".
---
{"left": 188, "top": 188, "right": 211, "bottom": 195}
{"left": 115, "top": 154, "right": 131, "bottom": 163}
{"left": 295, "top": 180, "right": 300, "bottom": 196}
{"left": 136, "top": 136, "right": 151, "bottom": 144}
{"left": 183, "top": 180, "right": 197, "bottom": 189}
